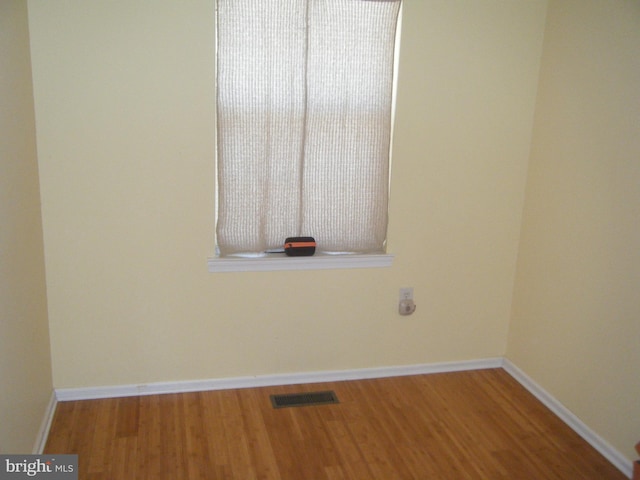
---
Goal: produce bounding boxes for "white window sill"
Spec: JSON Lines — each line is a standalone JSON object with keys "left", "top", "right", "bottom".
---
{"left": 207, "top": 253, "right": 394, "bottom": 273}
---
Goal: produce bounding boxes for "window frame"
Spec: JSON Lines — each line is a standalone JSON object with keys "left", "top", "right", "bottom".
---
{"left": 208, "top": 252, "right": 394, "bottom": 273}
{"left": 209, "top": 1, "right": 402, "bottom": 273}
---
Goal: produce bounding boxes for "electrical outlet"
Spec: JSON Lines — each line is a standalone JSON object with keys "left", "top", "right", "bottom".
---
{"left": 399, "top": 287, "right": 413, "bottom": 301}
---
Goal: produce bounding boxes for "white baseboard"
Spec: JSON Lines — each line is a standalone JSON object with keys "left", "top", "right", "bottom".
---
{"left": 55, "top": 357, "right": 503, "bottom": 401}
{"left": 502, "top": 358, "right": 632, "bottom": 479}
{"left": 32, "top": 391, "right": 57, "bottom": 454}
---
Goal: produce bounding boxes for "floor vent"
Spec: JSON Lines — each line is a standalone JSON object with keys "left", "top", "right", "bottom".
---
{"left": 270, "top": 390, "right": 339, "bottom": 409}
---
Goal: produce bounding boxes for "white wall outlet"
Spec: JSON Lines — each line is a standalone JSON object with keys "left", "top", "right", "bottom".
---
{"left": 398, "top": 288, "right": 416, "bottom": 315}
{"left": 399, "top": 287, "right": 413, "bottom": 301}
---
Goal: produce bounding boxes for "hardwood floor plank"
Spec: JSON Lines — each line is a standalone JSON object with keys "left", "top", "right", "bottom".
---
{"left": 342, "top": 379, "right": 428, "bottom": 479}
{"left": 162, "top": 394, "right": 189, "bottom": 479}
{"left": 183, "top": 393, "right": 214, "bottom": 480}
{"left": 111, "top": 436, "right": 137, "bottom": 480}
{"left": 324, "top": 419, "right": 376, "bottom": 479}
{"left": 199, "top": 390, "right": 233, "bottom": 479}
{"left": 115, "top": 397, "right": 139, "bottom": 438}
{"left": 44, "top": 369, "right": 627, "bottom": 479}
{"left": 219, "top": 389, "right": 259, "bottom": 480}
{"left": 238, "top": 388, "right": 281, "bottom": 480}
{"left": 86, "top": 399, "right": 117, "bottom": 475}
{"left": 135, "top": 394, "right": 162, "bottom": 480}
{"left": 43, "top": 400, "right": 74, "bottom": 453}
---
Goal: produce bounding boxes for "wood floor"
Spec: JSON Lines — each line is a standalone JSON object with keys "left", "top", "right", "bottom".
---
{"left": 44, "top": 368, "right": 626, "bottom": 479}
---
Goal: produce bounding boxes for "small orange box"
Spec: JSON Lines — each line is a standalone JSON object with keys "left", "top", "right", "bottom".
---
{"left": 284, "top": 237, "right": 316, "bottom": 256}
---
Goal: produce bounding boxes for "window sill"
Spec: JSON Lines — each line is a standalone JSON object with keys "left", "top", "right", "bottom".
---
{"left": 207, "top": 253, "right": 394, "bottom": 273}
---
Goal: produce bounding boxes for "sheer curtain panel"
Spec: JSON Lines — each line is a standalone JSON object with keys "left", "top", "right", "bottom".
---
{"left": 216, "top": 0, "right": 401, "bottom": 256}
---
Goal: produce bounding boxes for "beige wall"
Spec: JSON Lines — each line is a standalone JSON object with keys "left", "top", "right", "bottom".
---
{"left": 27, "top": 0, "right": 547, "bottom": 390}
{"left": 507, "top": 0, "right": 640, "bottom": 463}
{"left": 0, "top": 0, "right": 53, "bottom": 453}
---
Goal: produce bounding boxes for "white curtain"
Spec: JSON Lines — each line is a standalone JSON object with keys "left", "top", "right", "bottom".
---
{"left": 216, "top": 0, "right": 401, "bottom": 256}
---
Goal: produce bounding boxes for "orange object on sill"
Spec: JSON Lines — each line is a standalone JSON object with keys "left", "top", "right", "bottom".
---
{"left": 283, "top": 236, "right": 316, "bottom": 256}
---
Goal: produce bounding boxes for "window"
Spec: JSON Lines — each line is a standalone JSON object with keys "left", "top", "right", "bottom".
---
{"left": 215, "top": 0, "right": 401, "bottom": 260}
